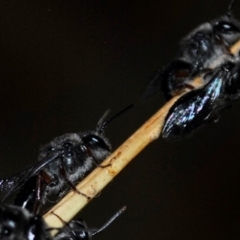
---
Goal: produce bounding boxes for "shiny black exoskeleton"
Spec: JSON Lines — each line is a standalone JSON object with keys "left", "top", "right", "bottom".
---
{"left": 15, "top": 113, "right": 111, "bottom": 213}
{"left": 3, "top": 110, "right": 111, "bottom": 213}
{"left": 0, "top": 204, "right": 51, "bottom": 240}
{"left": 145, "top": 0, "right": 240, "bottom": 139}
{"left": 162, "top": 61, "right": 240, "bottom": 138}
{"left": 0, "top": 105, "right": 132, "bottom": 214}
{"left": 54, "top": 206, "right": 126, "bottom": 240}
{"left": 146, "top": 0, "right": 240, "bottom": 100}
{"left": 0, "top": 204, "right": 126, "bottom": 240}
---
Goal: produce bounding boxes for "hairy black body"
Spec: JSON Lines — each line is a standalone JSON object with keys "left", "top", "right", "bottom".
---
{"left": 0, "top": 105, "right": 132, "bottom": 213}
{"left": 145, "top": 0, "right": 240, "bottom": 139}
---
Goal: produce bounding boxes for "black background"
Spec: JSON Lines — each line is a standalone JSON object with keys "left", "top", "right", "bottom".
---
{"left": 1, "top": 0, "right": 240, "bottom": 239}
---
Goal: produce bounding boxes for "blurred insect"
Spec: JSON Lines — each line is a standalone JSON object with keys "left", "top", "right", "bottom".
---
{"left": 0, "top": 105, "right": 132, "bottom": 214}
{"left": 144, "top": 0, "right": 240, "bottom": 139}
{"left": 162, "top": 61, "right": 240, "bottom": 138}
{"left": 0, "top": 204, "right": 51, "bottom": 240}
{"left": 0, "top": 204, "right": 126, "bottom": 240}
{"left": 146, "top": 0, "right": 239, "bottom": 100}
{"left": 53, "top": 206, "right": 126, "bottom": 240}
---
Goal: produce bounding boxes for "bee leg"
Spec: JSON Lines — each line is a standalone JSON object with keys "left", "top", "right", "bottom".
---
{"left": 214, "top": 34, "right": 232, "bottom": 54}
{"left": 13, "top": 172, "right": 48, "bottom": 214}
{"left": 13, "top": 175, "right": 39, "bottom": 213}
{"left": 51, "top": 211, "right": 67, "bottom": 224}
{"left": 59, "top": 166, "right": 91, "bottom": 200}
{"left": 170, "top": 83, "right": 195, "bottom": 97}
{"left": 97, "top": 158, "right": 112, "bottom": 168}
{"left": 31, "top": 172, "right": 49, "bottom": 214}
{"left": 85, "top": 148, "right": 111, "bottom": 168}
{"left": 224, "top": 62, "right": 240, "bottom": 97}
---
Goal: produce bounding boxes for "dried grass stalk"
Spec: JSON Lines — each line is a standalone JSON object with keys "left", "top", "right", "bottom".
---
{"left": 43, "top": 40, "right": 240, "bottom": 232}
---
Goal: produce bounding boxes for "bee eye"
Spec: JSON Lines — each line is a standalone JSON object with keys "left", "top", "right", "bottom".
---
{"left": 82, "top": 135, "right": 100, "bottom": 145}
{"left": 90, "top": 137, "right": 99, "bottom": 143}
{"left": 82, "top": 134, "right": 110, "bottom": 151}
{"left": 215, "top": 21, "right": 240, "bottom": 33}
{"left": 47, "top": 146, "right": 55, "bottom": 152}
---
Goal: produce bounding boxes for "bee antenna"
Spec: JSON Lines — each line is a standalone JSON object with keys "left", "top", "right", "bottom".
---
{"left": 96, "top": 109, "right": 111, "bottom": 133}
{"left": 96, "top": 104, "right": 133, "bottom": 134}
{"left": 227, "top": 0, "right": 237, "bottom": 18}
{"left": 92, "top": 206, "right": 126, "bottom": 236}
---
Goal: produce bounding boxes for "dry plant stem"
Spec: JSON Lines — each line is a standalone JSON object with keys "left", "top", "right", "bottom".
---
{"left": 43, "top": 95, "right": 181, "bottom": 231}
{"left": 230, "top": 40, "right": 240, "bottom": 55}
{"left": 44, "top": 39, "right": 240, "bottom": 232}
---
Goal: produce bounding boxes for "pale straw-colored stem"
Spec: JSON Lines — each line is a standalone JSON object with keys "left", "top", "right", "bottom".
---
{"left": 43, "top": 40, "right": 240, "bottom": 232}
{"left": 43, "top": 95, "right": 180, "bottom": 231}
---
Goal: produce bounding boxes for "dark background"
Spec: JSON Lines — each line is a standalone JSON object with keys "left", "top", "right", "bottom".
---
{"left": 0, "top": 0, "right": 240, "bottom": 239}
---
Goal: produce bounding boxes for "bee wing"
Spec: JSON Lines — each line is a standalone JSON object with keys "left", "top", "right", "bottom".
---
{"left": 142, "top": 69, "right": 163, "bottom": 101}
{"left": 162, "top": 67, "right": 229, "bottom": 139}
{"left": 26, "top": 150, "right": 63, "bottom": 179}
{"left": 0, "top": 167, "right": 31, "bottom": 193}
{"left": 0, "top": 151, "right": 63, "bottom": 202}
{"left": 143, "top": 59, "right": 195, "bottom": 101}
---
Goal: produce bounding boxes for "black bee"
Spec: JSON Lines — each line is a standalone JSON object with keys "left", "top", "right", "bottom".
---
{"left": 162, "top": 61, "right": 240, "bottom": 138}
{"left": 146, "top": 0, "right": 239, "bottom": 100}
{"left": 145, "top": 0, "right": 240, "bottom": 139}
{"left": 0, "top": 204, "right": 126, "bottom": 240}
{"left": 0, "top": 204, "right": 51, "bottom": 240}
{"left": 0, "top": 105, "right": 132, "bottom": 214}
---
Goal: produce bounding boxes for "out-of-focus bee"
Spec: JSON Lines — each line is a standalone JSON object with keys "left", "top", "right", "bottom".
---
{"left": 0, "top": 204, "right": 51, "bottom": 240}
{"left": 0, "top": 204, "right": 126, "bottom": 240}
{"left": 147, "top": 0, "right": 239, "bottom": 100}
{"left": 54, "top": 206, "right": 126, "bottom": 240}
{"left": 162, "top": 61, "right": 240, "bottom": 138}
{"left": 145, "top": 0, "right": 240, "bottom": 139}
